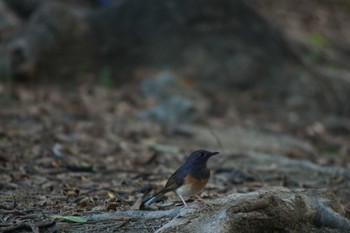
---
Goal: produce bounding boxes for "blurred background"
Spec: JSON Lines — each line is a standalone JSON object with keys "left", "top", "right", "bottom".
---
{"left": 1, "top": 0, "right": 350, "bottom": 117}
{"left": 0, "top": 0, "right": 349, "bottom": 230}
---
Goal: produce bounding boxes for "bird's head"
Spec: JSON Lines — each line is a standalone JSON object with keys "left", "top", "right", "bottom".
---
{"left": 185, "top": 150, "right": 219, "bottom": 165}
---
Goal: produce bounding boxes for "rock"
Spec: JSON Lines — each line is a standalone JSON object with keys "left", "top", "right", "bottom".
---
{"left": 138, "top": 71, "right": 207, "bottom": 132}
{"left": 0, "top": 1, "right": 22, "bottom": 43}
{"left": 89, "top": 0, "right": 292, "bottom": 87}
{"left": 0, "top": 1, "right": 84, "bottom": 79}
{"left": 88, "top": 0, "right": 350, "bottom": 115}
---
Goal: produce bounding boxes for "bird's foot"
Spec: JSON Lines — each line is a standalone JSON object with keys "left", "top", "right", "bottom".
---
{"left": 195, "top": 195, "right": 212, "bottom": 207}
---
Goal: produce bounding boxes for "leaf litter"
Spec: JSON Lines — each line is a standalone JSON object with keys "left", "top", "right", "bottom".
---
{"left": 0, "top": 81, "right": 349, "bottom": 232}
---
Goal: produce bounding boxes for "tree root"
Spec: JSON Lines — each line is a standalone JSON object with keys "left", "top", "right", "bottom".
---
{"left": 86, "top": 208, "right": 180, "bottom": 221}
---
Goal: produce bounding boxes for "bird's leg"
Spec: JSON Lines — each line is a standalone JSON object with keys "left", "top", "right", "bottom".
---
{"left": 177, "top": 194, "right": 188, "bottom": 207}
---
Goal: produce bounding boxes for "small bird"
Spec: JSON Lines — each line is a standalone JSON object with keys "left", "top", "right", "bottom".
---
{"left": 142, "top": 150, "right": 219, "bottom": 207}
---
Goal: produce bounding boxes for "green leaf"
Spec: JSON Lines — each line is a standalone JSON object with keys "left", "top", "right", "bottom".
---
{"left": 52, "top": 215, "right": 88, "bottom": 223}
{"left": 309, "top": 32, "right": 327, "bottom": 48}
{"left": 76, "top": 64, "right": 89, "bottom": 75}
{"left": 98, "top": 66, "right": 113, "bottom": 87}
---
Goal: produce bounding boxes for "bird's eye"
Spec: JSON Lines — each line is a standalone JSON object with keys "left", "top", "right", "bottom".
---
{"left": 200, "top": 153, "right": 204, "bottom": 157}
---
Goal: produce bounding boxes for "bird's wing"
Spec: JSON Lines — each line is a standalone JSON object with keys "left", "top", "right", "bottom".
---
{"left": 142, "top": 166, "right": 189, "bottom": 207}
{"left": 163, "top": 167, "right": 188, "bottom": 192}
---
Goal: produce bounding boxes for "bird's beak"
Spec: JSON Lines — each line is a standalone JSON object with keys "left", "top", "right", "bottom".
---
{"left": 210, "top": 151, "right": 219, "bottom": 156}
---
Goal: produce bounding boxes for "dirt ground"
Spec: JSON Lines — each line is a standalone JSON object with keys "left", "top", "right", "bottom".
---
{"left": 1, "top": 1, "right": 350, "bottom": 232}
{"left": 0, "top": 78, "right": 349, "bottom": 232}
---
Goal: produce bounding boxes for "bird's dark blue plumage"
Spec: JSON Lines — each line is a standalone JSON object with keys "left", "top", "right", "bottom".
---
{"left": 142, "top": 150, "right": 219, "bottom": 207}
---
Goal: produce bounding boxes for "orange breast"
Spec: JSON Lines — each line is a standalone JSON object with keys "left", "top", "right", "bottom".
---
{"left": 183, "top": 175, "right": 209, "bottom": 196}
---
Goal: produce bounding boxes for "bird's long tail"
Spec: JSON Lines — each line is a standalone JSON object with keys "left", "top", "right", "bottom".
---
{"left": 142, "top": 189, "right": 167, "bottom": 207}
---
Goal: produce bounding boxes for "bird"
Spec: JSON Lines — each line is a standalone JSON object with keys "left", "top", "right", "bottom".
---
{"left": 142, "top": 150, "right": 219, "bottom": 208}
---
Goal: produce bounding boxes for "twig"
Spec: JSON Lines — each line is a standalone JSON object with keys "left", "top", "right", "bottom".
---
{"left": 0, "top": 219, "right": 55, "bottom": 233}
{"left": 0, "top": 223, "right": 28, "bottom": 233}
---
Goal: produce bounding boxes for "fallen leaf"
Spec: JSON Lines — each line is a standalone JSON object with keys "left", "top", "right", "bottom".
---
{"left": 107, "top": 191, "right": 115, "bottom": 198}
{"left": 130, "top": 196, "right": 143, "bottom": 210}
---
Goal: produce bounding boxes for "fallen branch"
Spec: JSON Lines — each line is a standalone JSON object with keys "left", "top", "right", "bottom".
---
{"left": 85, "top": 208, "right": 180, "bottom": 221}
